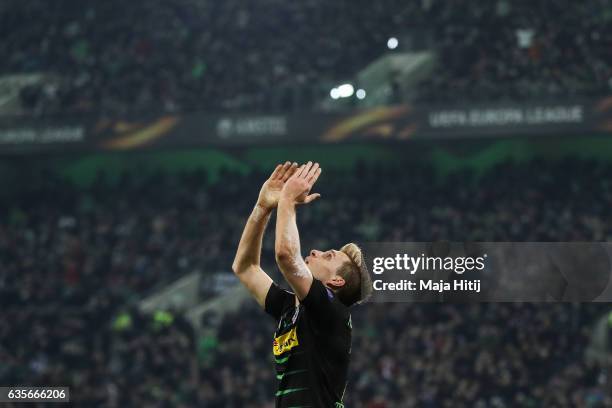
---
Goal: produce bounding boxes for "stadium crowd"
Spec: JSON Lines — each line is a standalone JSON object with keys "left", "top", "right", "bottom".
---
{"left": 414, "top": 0, "right": 612, "bottom": 103}
{"left": 206, "top": 302, "right": 611, "bottom": 407}
{"left": 1, "top": 0, "right": 610, "bottom": 114}
{"left": 1, "top": 157, "right": 611, "bottom": 406}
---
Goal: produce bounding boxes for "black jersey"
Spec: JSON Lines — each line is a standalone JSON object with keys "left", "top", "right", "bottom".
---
{"left": 265, "top": 279, "right": 352, "bottom": 408}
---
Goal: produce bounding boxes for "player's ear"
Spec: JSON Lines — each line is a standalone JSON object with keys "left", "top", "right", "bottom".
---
{"left": 327, "top": 275, "right": 345, "bottom": 289}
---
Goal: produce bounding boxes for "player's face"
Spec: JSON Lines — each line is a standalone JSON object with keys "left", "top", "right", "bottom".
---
{"left": 305, "top": 249, "right": 350, "bottom": 282}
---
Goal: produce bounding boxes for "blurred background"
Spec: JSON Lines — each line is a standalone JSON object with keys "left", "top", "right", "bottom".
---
{"left": 1, "top": 0, "right": 612, "bottom": 407}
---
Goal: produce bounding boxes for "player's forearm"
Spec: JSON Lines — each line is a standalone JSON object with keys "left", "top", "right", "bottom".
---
{"left": 274, "top": 198, "right": 301, "bottom": 264}
{"left": 275, "top": 197, "right": 313, "bottom": 300}
{"left": 232, "top": 204, "right": 272, "bottom": 273}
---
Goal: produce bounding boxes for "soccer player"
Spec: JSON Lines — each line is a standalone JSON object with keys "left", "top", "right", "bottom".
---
{"left": 232, "top": 161, "right": 372, "bottom": 407}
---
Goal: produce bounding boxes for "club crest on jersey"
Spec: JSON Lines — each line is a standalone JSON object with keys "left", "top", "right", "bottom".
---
{"left": 273, "top": 326, "right": 299, "bottom": 356}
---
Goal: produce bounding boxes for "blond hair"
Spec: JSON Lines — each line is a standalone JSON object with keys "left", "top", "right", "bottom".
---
{"left": 336, "top": 243, "right": 369, "bottom": 306}
{"left": 340, "top": 243, "right": 363, "bottom": 268}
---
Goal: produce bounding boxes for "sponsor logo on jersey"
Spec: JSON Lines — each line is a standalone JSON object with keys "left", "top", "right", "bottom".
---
{"left": 273, "top": 326, "right": 299, "bottom": 356}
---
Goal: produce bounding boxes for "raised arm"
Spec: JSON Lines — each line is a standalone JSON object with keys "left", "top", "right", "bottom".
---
{"left": 275, "top": 162, "right": 322, "bottom": 300}
{"left": 232, "top": 162, "right": 297, "bottom": 307}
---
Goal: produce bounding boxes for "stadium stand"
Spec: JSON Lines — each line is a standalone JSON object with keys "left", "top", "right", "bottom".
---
{"left": 2, "top": 0, "right": 611, "bottom": 406}
{"left": 1, "top": 158, "right": 611, "bottom": 406}
{"left": 1, "top": 0, "right": 610, "bottom": 114}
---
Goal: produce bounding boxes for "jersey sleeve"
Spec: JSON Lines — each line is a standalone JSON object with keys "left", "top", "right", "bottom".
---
{"left": 301, "top": 279, "right": 349, "bottom": 329}
{"left": 264, "top": 282, "right": 295, "bottom": 321}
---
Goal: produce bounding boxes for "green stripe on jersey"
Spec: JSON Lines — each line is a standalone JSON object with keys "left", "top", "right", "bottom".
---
{"left": 275, "top": 350, "right": 305, "bottom": 364}
{"left": 276, "top": 387, "right": 308, "bottom": 397}
{"left": 276, "top": 369, "right": 307, "bottom": 380}
{"left": 275, "top": 355, "right": 290, "bottom": 364}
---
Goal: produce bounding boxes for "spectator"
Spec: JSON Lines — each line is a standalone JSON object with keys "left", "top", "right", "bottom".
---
{"left": 1, "top": 158, "right": 611, "bottom": 406}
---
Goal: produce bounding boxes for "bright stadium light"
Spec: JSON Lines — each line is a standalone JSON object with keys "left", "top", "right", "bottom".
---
{"left": 330, "top": 87, "right": 340, "bottom": 99}
{"left": 356, "top": 89, "right": 366, "bottom": 99}
{"left": 337, "top": 83, "right": 354, "bottom": 98}
{"left": 387, "top": 37, "right": 399, "bottom": 50}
